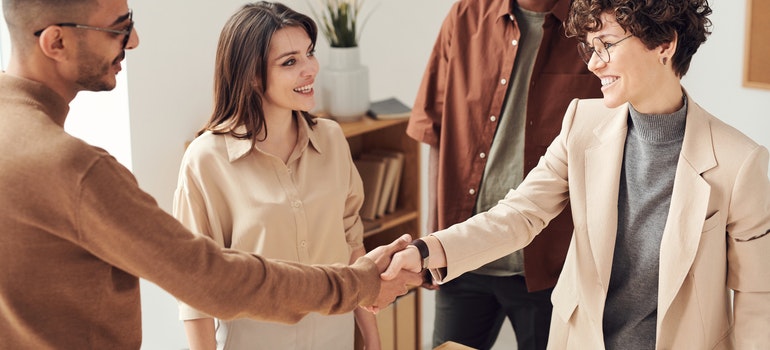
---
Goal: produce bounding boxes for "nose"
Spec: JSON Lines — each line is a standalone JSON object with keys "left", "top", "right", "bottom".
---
{"left": 586, "top": 52, "right": 605, "bottom": 73}
{"left": 125, "top": 26, "right": 139, "bottom": 50}
{"left": 305, "top": 56, "right": 319, "bottom": 77}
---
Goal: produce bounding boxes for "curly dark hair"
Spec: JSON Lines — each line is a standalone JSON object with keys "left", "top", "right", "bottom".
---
{"left": 566, "top": 0, "right": 712, "bottom": 77}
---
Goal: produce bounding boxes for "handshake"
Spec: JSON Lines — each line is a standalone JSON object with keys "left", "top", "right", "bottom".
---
{"left": 361, "top": 234, "right": 434, "bottom": 313}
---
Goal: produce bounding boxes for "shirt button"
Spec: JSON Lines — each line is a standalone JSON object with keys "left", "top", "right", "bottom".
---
{"left": 292, "top": 201, "right": 301, "bottom": 208}
{"left": 490, "top": 115, "right": 497, "bottom": 122}
{"left": 512, "top": 39, "right": 518, "bottom": 46}
{"left": 479, "top": 152, "right": 486, "bottom": 159}
{"left": 501, "top": 78, "right": 507, "bottom": 85}
{"left": 469, "top": 188, "right": 476, "bottom": 195}
{"left": 300, "top": 241, "right": 307, "bottom": 247}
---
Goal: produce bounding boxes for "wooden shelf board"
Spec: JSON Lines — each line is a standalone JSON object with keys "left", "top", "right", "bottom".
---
{"left": 362, "top": 209, "right": 419, "bottom": 238}
{"left": 337, "top": 116, "right": 410, "bottom": 138}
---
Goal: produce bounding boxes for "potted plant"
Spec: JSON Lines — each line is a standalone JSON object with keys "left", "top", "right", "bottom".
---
{"left": 311, "top": 0, "right": 369, "bottom": 47}
{"left": 309, "top": 0, "right": 372, "bottom": 121}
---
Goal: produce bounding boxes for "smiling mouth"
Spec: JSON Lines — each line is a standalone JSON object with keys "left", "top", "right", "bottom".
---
{"left": 601, "top": 76, "right": 618, "bottom": 87}
{"left": 293, "top": 84, "right": 313, "bottom": 94}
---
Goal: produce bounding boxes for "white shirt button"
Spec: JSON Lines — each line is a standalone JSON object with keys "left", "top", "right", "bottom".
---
{"left": 501, "top": 78, "right": 507, "bottom": 85}
{"left": 480, "top": 153, "right": 486, "bottom": 159}
{"left": 490, "top": 115, "right": 497, "bottom": 122}
{"left": 512, "top": 39, "right": 518, "bottom": 46}
{"left": 469, "top": 188, "right": 476, "bottom": 195}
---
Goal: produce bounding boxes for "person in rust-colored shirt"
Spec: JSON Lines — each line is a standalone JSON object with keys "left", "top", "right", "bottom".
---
{"left": 407, "top": 0, "right": 601, "bottom": 348}
{"left": 0, "top": 0, "right": 420, "bottom": 348}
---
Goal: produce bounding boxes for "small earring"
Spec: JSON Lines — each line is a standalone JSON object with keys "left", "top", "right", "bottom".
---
{"left": 662, "top": 57, "right": 668, "bottom": 65}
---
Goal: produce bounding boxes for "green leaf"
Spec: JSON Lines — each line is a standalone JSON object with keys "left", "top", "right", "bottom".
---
{"left": 307, "top": 0, "right": 370, "bottom": 47}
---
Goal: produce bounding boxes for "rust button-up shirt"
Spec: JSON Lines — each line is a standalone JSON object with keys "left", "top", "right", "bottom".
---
{"left": 408, "top": 0, "right": 603, "bottom": 291}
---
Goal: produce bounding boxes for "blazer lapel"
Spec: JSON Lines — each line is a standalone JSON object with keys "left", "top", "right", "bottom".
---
{"left": 657, "top": 97, "right": 717, "bottom": 320}
{"left": 584, "top": 104, "right": 629, "bottom": 291}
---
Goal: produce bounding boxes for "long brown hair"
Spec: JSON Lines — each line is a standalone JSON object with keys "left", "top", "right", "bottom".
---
{"left": 201, "top": 1, "right": 318, "bottom": 143}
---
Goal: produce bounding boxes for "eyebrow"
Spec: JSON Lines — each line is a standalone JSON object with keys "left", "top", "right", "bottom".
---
{"left": 111, "top": 11, "right": 131, "bottom": 26}
{"left": 588, "top": 33, "right": 622, "bottom": 42}
{"left": 273, "top": 50, "right": 300, "bottom": 62}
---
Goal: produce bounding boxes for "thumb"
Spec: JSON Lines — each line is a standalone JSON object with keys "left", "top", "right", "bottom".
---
{"left": 389, "top": 234, "right": 412, "bottom": 251}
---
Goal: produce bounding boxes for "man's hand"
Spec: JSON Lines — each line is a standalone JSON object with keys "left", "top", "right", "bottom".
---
{"left": 362, "top": 234, "right": 422, "bottom": 313}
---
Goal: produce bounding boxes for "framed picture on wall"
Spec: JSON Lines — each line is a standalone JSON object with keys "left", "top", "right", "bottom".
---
{"left": 743, "top": 0, "right": 770, "bottom": 89}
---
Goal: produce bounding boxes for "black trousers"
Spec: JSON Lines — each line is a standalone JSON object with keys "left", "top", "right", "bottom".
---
{"left": 432, "top": 273, "right": 553, "bottom": 350}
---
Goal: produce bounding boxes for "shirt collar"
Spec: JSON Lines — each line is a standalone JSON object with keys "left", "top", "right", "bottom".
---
{"left": 224, "top": 114, "right": 322, "bottom": 162}
{"left": 497, "top": 0, "right": 571, "bottom": 23}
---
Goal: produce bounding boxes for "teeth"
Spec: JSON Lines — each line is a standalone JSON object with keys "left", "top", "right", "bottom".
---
{"left": 293, "top": 84, "right": 313, "bottom": 93}
{"left": 601, "top": 77, "right": 618, "bottom": 87}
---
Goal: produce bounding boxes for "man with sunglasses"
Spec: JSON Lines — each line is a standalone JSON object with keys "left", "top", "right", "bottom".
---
{"left": 0, "top": 0, "right": 422, "bottom": 348}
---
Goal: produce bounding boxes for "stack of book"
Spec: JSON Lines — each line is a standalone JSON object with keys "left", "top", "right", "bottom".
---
{"left": 353, "top": 149, "right": 405, "bottom": 220}
{"left": 366, "top": 97, "right": 411, "bottom": 120}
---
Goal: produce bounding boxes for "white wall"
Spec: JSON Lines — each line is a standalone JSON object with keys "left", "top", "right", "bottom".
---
{"left": 0, "top": 5, "right": 8, "bottom": 69}
{"left": 681, "top": 0, "right": 770, "bottom": 150}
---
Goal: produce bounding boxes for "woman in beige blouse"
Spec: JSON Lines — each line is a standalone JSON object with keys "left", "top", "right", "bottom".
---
{"left": 173, "top": 2, "right": 379, "bottom": 349}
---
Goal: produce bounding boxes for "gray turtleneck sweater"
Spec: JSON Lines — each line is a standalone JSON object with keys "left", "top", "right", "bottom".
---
{"left": 602, "top": 99, "right": 688, "bottom": 350}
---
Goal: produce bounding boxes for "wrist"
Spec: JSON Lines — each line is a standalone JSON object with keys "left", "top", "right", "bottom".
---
{"left": 408, "top": 239, "right": 430, "bottom": 270}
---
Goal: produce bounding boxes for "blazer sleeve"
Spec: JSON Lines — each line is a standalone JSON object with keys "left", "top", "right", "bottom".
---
{"left": 430, "top": 99, "right": 577, "bottom": 282}
{"left": 725, "top": 145, "right": 770, "bottom": 347}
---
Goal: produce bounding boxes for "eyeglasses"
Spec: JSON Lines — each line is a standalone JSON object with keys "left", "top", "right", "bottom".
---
{"left": 577, "top": 35, "right": 632, "bottom": 65}
{"left": 33, "top": 10, "right": 134, "bottom": 50}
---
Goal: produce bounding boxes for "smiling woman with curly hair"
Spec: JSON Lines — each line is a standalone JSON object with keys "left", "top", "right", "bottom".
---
{"left": 382, "top": 0, "right": 770, "bottom": 349}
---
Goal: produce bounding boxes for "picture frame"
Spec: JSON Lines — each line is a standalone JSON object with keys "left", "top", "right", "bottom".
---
{"left": 743, "top": 0, "right": 770, "bottom": 89}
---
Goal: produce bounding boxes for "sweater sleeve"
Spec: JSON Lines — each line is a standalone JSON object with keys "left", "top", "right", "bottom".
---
{"left": 75, "top": 156, "right": 380, "bottom": 323}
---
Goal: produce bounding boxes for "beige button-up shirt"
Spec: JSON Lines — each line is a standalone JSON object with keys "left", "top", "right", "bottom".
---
{"left": 173, "top": 116, "right": 365, "bottom": 348}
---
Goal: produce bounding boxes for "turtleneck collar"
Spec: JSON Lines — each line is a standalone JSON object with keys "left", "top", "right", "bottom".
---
{"left": 627, "top": 97, "right": 687, "bottom": 144}
{"left": 0, "top": 72, "right": 71, "bottom": 127}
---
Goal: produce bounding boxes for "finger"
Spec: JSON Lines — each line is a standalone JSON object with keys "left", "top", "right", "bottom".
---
{"left": 404, "top": 271, "right": 423, "bottom": 288}
{"left": 383, "top": 234, "right": 412, "bottom": 254}
{"left": 380, "top": 252, "right": 406, "bottom": 280}
{"left": 362, "top": 305, "right": 378, "bottom": 314}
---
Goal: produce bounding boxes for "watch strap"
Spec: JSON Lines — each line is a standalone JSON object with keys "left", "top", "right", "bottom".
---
{"left": 410, "top": 238, "right": 430, "bottom": 269}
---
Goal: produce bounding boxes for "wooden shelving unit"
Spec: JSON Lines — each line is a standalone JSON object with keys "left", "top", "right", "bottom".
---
{"left": 340, "top": 116, "right": 421, "bottom": 350}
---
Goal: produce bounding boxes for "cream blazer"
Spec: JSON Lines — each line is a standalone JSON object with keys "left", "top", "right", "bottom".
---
{"left": 432, "top": 95, "right": 770, "bottom": 349}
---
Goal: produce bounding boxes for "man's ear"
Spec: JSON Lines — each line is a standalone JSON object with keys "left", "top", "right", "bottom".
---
{"left": 37, "top": 27, "right": 71, "bottom": 62}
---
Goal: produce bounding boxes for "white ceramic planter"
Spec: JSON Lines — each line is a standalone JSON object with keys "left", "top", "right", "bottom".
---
{"left": 322, "top": 47, "right": 370, "bottom": 122}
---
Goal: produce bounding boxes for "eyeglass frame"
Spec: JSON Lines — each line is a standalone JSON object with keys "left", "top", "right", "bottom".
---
{"left": 577, "top": 35, "right": 633, "bottom": 65}
{"left": 33, "top": 10, "right": 134, "bottom": 50}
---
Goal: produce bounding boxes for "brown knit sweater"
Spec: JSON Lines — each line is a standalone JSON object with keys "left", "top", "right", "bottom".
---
{"left": 0, "top": 72, "right": 380, "bottom": 349}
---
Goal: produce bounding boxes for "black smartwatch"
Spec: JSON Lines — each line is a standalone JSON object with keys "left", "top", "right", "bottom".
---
{"left": 409, "top": 238, "right": 430, "bottom": 270}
